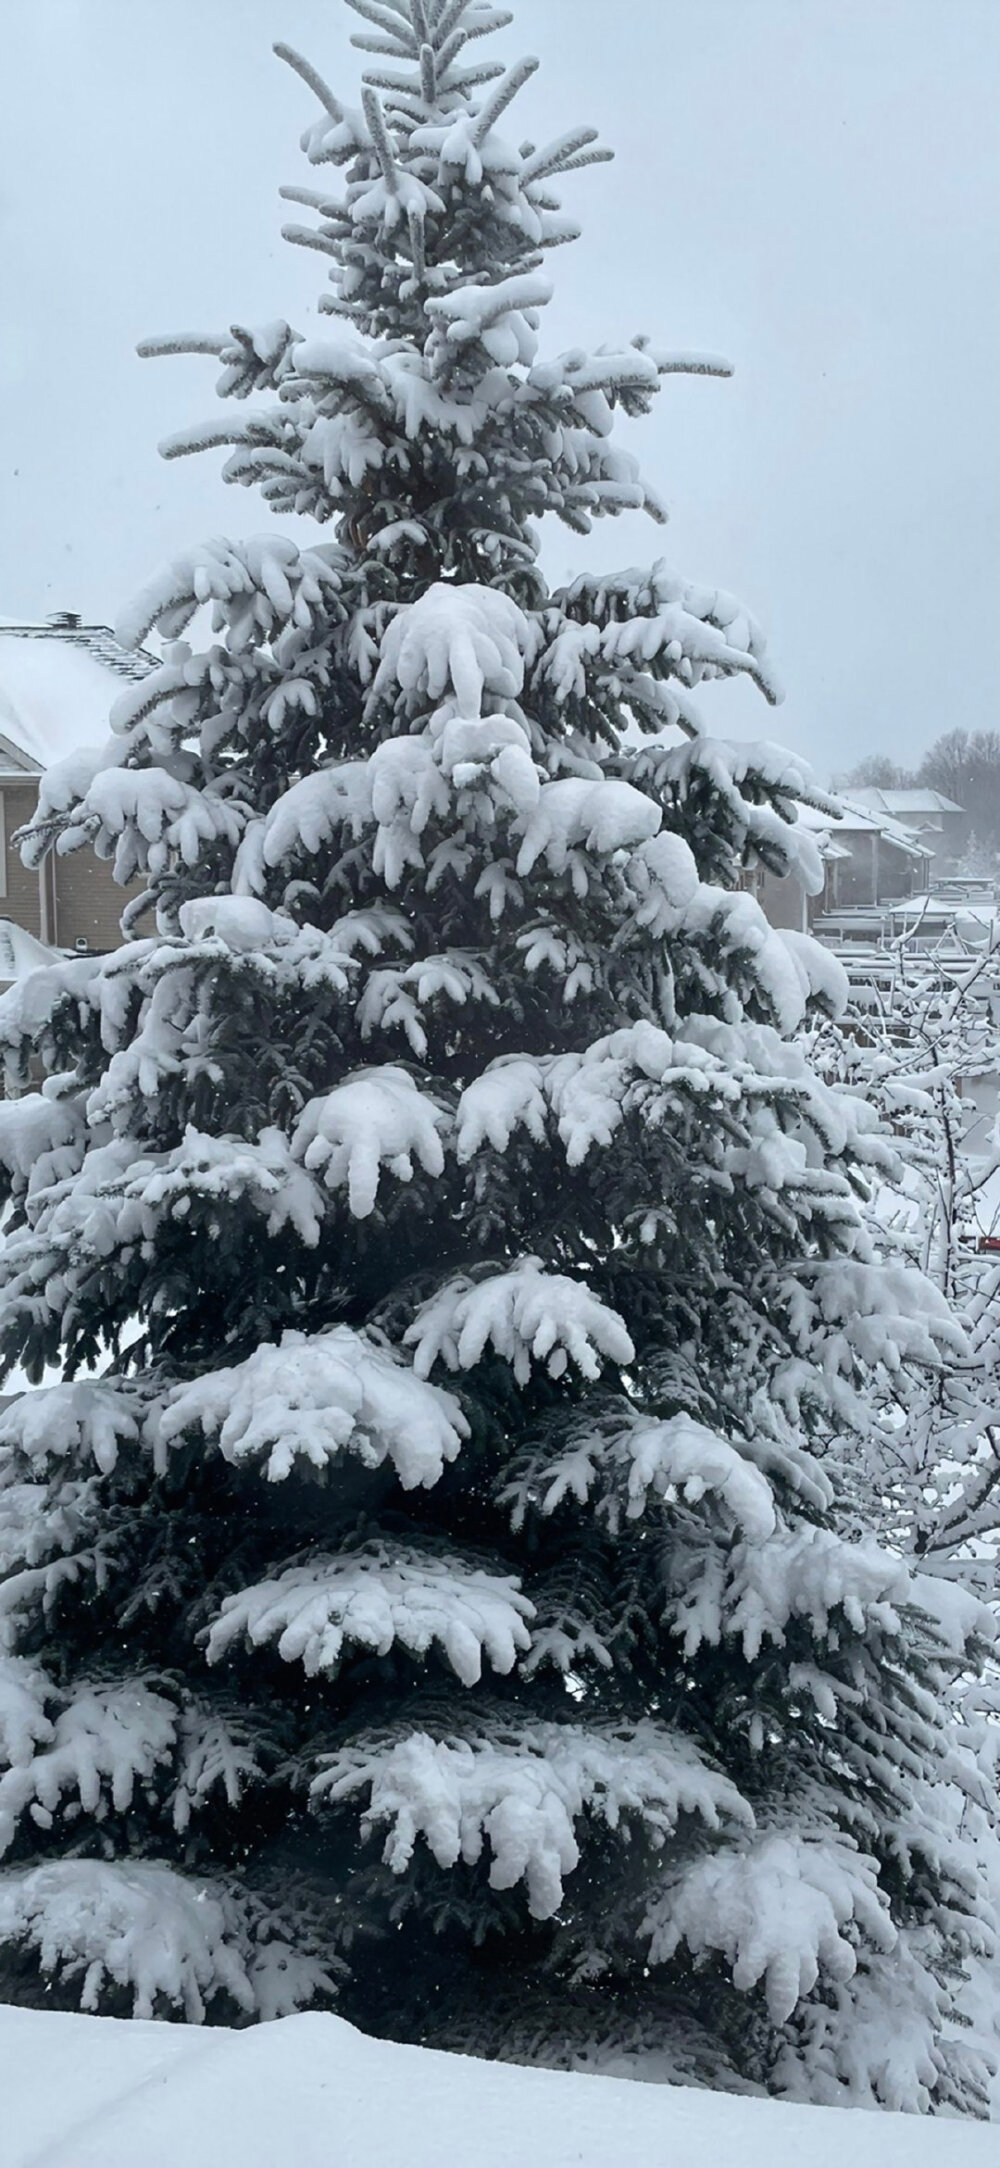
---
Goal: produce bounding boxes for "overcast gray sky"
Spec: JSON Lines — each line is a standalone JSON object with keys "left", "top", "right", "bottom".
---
{"left": 3, "top": 0, "right": 1000, "bottom": 781}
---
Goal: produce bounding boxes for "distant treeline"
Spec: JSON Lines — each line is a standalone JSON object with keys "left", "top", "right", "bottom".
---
{"left": 835, "top": 728, "right": 1000, "bottom": 855}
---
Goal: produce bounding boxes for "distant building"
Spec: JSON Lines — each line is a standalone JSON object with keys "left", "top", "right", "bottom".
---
{"left": 828, "top": 795, "right": 937, "bottom": 907}
{"left": 842, "top": 787, "right": 967, "bottom": 875}
{"left": 0, "top": 614, "right": 156, "bottom": 973}
{"left": 749, "top": 796, "right": 932, "bottom": 932}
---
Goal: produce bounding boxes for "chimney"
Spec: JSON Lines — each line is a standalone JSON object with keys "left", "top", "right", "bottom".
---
{"left": 45, "top": 611, "right": 82, "bottom": 630}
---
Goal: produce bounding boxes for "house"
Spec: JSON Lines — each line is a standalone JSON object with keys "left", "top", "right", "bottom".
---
{"left": 827, "top": 795, "right": 936, "bottom": 907}
{"left": 0, "top": 614, "right": 156, "bottom": 967}
{"left": 843, "top": 787, "right": 967, "bottom": 875}
{"left": 749, "top": 796, "right": 932, "bottom": 933}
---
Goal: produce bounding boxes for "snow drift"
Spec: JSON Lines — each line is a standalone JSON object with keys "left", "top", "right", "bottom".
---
{"left": 2, "top": 2004, "right": 996, "bottom": 2168}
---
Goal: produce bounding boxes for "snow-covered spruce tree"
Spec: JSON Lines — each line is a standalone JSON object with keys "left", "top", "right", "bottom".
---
{"left": 0, "top": 0, "right": 995, "bottom": 2110}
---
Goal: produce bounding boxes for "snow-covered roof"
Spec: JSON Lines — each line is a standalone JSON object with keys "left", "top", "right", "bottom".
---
{"left": 0, "top": 616, "right": 155, "bottom": 774}
{"left": 0, "top": 918, "right": 60, "bottom": 984}
{"left": 839, "top": 799, "right": 929, "bottom": 856}
{"left": 848, "top": 786, "right": 964, "bottom": 818}
{"left": 795, "top": 797, "right": 928, "bottom": 859}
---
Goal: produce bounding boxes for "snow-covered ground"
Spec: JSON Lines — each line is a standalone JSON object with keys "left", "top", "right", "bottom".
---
{"left": 2, "top": 2004, "right": 996, "bottom": 2168}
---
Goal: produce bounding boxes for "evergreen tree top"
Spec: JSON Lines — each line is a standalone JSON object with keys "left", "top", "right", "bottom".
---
{"left": 137, "top": 0, "right": 734, "bottom": 596}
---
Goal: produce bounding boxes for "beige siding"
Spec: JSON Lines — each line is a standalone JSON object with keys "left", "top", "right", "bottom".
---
{"left": 0, "top": 788, "right": 43, "bottom": 938}
{"left": 53, "top": 848, "right": 150, "bottom": 951}
{"left": 0, "top": 787, "right": 152, "bottom": 953}
{"left": 757, "top": 869, "right": 808, "bottom": 932}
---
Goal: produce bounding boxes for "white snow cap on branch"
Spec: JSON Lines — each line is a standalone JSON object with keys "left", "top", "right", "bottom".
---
{"left": 405, "top": 1259, "right": 635, "bottom": 1383}
{"left": 644, "top": 1831, "right": 896, "bottom": 2024}
{"left": 778, "top": 929, "right": 849, "bottom": 1018}
{"left": 0, "top": 1682, "right": 177, "bottom": 1855}
{"left": 72, "top": 767, "right": 247, "bottom": 875}
{"left": 515, "top": 776, "right": 661, "bottom": 878}
{"left": 314, "top": 1717, "right": 752, "bottom": 1920}
{"left": 454, "top": 1023, "right": 724, "bottom": 1169}
{"left": 178, "top": 895, "right": 301, "bottom": 955}
{"left": 373, "top": 582, "right": 537, "bottom": 716}
{"left": 206, "top": 1543, "right": 534, "bottom": 1685}
{"left": 667, "top": 1524, "right": 910, "bottom": 1661}
{"left": 0, "top": 1383, "right": 147, "bottom": 1480}
{"left": 426, "top": 269, "right": 553, "bottom": 367}
{"left": 616, "top": 1414, "right": 778, "bottom": 1539}
{"left": 0, "top": 1654, "right": 55, "bottom": 1770}
{"left": 160, "top": 1326, "right": 469, "bottom": 1490}
{"left": 118, "top": 1126, "right": 326, "bottom": 1248}
{"left": 0, "top": 1091, "right": 86, "bottom": 1195}
{"left": 117, "top": 530, "right": 345, "bottom": 648}
{"left": 502, "top": 1408, "right": 830, "bottom": 1538}
{"left": 292, "top": 1066, "right": 448, "bottom": 1217}
{"left": 0, "top": 1858, "right": 332, "bottom": 2021}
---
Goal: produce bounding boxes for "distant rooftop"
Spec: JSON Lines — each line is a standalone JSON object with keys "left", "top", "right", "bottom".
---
{"left": 0, "top": 613, "right": 156, "bottom": 683}
{"left": 796, "top": 795, "right": 929, "bottom": 859}
{"left": 847, "top": 786, "right": 964, "bottom": 817}
{"left": 0, "top": 917, "right": 60, "bottom": 984}
{"left": 0, "top": 614, "right": 156, "bottom": 772}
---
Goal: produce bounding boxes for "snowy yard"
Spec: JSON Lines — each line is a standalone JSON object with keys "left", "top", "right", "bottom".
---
{"left": 4, "top": 2005, "right": 997, "bottom": 2168}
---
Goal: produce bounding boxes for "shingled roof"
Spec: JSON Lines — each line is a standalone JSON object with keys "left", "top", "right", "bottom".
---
{"left": 0, "top": 613, "right": 156, "bottom": 774}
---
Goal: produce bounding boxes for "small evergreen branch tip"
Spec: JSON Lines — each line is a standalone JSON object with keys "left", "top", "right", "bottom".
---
{"left": 652, "top": 351, "right": 735, "bottom": 379}
{"left": 351, "top": 34, "right": 415, "bottom": 59}
{"left": 158, "top": 422, "right": 245, "bottom": 461}
{"left": 273, "top": 42, "right": 349, "bottom": 125}
{"left": 442, "top": 61, "right": 506, "bottom": 94}
{"left": 361, "top": 88, "right": 401, "bottom": 188}
{"left": 136, "top": 334, "right": 227, "bottom": 360}
{"left": 431, "top": 0, "right": 472, "bottom": 42}
{"left": 435, "top": 29, "right": 468, "bottom": 76}
{"left": 461, "top": 5, "right": 514, "bottom": 43}
{"left": 346, "top": 0, "right": 415, "bottom": 39}
{"left": 280, "top": 224, "right": 343, "bottom": 260}
{"left": 407, "top": 205, "right": 427, "bottom": 282}
{"left": 521, "top": 129, "right": 612, "bottom": 184}
{"left": 435, "top": 0, "right": 479, "bottom": 43}
{"left": 471, "top": 54, "right": 539, "bottom": 147}
{"left": 557, "top": 151, "right": 615, "bottom": 177}
{"left": 278, "top": 186, "right": 342, "bottom": 216}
